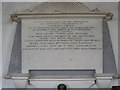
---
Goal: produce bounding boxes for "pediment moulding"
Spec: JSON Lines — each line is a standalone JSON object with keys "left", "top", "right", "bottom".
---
{"left": 11, "top": 2, "right": 113, "bottom": 22}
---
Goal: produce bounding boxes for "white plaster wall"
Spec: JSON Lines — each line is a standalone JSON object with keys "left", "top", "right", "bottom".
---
{"left": 2, "top": 2, "right": 118, "bottom": 88}
{"left": 0, "top": 1, "right": 2, "bottom": 89}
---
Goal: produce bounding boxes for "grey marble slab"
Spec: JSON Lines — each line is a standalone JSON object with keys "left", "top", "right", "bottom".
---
{"left": 8, "top": 22, "right": 21, "bottom": 74}
{"left": 103, "top": 20, "right": 117, "bottom": 73}
{"left": 8, "top": 19, "right": 117, "bottom": 75}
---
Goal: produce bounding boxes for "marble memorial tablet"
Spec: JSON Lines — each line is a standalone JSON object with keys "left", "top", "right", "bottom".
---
{"left": 22, "top": 17, "right": 103, "bottom": 73}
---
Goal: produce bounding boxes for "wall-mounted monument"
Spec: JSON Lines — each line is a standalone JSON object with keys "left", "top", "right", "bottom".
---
{"left": 4, "top": 2, "right": 119, "bottom": 88}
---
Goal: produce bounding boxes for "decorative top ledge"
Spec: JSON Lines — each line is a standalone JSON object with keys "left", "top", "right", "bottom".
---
{"left": 11, "top": 2, "right": 113, "bottom": 22}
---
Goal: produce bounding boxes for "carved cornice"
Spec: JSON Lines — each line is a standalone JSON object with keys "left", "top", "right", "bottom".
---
{"left": 11, "top": 2, "right": 113, "bottom": 22}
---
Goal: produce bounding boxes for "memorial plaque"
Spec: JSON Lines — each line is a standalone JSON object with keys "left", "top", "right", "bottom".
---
{"left": 22, "top": 17, "right": 103, "bottom": 73}
{"left": 5, "top": 2, "right": 118, "bottom": 88}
